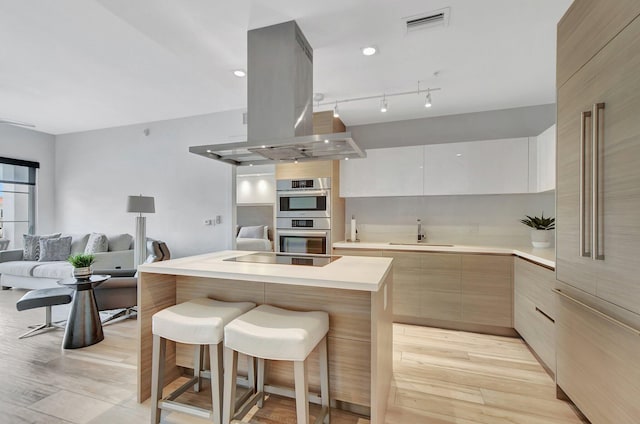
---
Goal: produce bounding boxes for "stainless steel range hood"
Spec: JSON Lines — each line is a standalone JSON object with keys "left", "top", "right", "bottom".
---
{"left": 189, "top": 21, "right": 364, "bottom": 166}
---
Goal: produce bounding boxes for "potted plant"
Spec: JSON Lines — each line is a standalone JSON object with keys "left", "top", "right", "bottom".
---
{"left": 520, "top": 213, "right": 555, "bottom": 248}
{"left": 68, "top": 253, "right": 96, "bottom": 279}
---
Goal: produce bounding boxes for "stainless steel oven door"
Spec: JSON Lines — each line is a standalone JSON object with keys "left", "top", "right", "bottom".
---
{"left": 277, "top": 189, "right": 330, "bottom": 218}
{"left": 276, "top": 230, "right": 331, "bottom": 255}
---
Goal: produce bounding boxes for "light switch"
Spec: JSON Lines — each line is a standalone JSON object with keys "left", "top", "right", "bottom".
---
{"left": 204, "top": 219, "right": 213, "bottom": 226}
{"left": 215, "top": 215, "right": 222, "bottom": 224}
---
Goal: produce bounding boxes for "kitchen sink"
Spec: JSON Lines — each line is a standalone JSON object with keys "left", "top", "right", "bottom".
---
{"left": 388, "top": 242, "right": 455, "bottom": 247}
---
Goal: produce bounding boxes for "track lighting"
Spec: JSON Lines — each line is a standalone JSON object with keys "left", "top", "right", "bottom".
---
{"left": 317, "top": 84, "right": 441, "bottom": 117}
{"left": 380, "top": 96, "right": 388, "bottom": 113}
{"left": 424, "top": 91, "right": 432, "bottom": 108}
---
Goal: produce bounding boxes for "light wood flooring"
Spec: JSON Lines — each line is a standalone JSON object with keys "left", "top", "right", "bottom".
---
{"left": 0, "top": 288, "right": 585, "bottom": 423}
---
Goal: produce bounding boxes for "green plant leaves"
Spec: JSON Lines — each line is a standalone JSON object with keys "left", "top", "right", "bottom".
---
{"left": 520, "top": 213, "right": 555, "bottom": 230}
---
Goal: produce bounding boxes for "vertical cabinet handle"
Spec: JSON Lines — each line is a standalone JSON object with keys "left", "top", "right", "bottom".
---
{"left": 592, "top": 103, "right": 605, "bottom": 260}
{"left": 579, "top": 110, "right": 592, "bottom": 257}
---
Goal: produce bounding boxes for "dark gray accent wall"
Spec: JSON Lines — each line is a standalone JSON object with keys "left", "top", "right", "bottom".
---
{"left": 348, "top": 103, "right": 556, "bottom": 149}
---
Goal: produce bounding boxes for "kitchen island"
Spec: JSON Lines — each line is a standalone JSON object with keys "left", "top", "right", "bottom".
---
{"left": 136, "top": 251, "right": 393, "bottom": 423}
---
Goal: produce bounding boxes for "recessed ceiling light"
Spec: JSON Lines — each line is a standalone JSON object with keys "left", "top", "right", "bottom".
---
{"left": 233, "top": 69, "right": 246, "bottom": 78}
{"left": 345, "top": 157, "right": 349, "bottom": 161}
{"left": 362, "top": 46, "right": 377, "bottom": 56}
{"left": 456, "top": 153, "right": 462, "bottom": 157}
{"left": 324, "top": 139, "right": 330, "bottom": 144}
{"left": 261, "top": 145, "right": 266, "bottom": 149}
{"left": 206, "top": 149, "right": 212, "bottom": 153}
{"left": 249, "top": 163, "right": 253, "bottom": 166}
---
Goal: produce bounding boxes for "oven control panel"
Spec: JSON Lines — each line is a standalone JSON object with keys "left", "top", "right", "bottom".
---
{"left": 276, "top": 177, "right": 331, "bottom": 191}
{"left": 276, "top": 217, "right": 331, "bottom": 230}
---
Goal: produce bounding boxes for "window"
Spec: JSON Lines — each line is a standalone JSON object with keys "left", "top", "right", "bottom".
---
{"left": 0, "top": 157, "right": 39, "bottom": 250}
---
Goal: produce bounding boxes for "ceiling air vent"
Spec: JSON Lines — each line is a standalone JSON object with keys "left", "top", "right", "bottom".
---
{"left": 403, "top": 7, "right": 450, "bottom": 33}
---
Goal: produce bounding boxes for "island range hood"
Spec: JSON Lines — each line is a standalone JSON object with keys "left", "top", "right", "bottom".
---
{"left": 189, "top": 21, "right": 364, "bottom": 166}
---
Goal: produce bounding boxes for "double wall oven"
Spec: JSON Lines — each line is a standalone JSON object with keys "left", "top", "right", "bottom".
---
{"left": 276, "top": 178, "right": 331, "bottom": 254}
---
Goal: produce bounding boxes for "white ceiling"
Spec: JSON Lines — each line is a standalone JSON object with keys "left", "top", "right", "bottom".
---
{"left": 0, "top": 0, "right": 572, "bottom": 135}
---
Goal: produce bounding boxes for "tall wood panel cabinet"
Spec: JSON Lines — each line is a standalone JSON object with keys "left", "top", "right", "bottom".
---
{"left": 556, "top": 2, "right": 640, "bottom": 423}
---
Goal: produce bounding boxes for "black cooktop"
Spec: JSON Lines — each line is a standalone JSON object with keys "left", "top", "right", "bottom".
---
{"left": 225, "top": 252, "right": 341, "bottom": 267}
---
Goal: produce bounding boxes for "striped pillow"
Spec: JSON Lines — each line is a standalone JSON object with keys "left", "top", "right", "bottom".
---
{"left": 22, "top": 233, "right": 62, "bottom": 261}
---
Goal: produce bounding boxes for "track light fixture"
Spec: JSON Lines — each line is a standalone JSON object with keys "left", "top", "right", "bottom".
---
{"left": 315, "top": 82, "right": 440, "bottom": 117}
{"left": 380, "top": 95, "right": 388, "bottom": 113}
{"left": 424, "top": 91, "right": 432, "bottom": 108}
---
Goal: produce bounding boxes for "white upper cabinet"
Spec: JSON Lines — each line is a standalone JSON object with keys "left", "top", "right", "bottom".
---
{"left": 535, "top": 125, "right": 556, "bottom": 192}
{"left": 423, "top": 138, "right": 530, "bottom": 195}
{"left": 340, "top": 145, "right": 424, "bottom": 197}
{"left": 237, "top": 174, "right": 276, "bottom": 204}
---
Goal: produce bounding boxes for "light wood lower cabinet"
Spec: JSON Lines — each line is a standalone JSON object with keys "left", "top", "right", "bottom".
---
{"left": 556, "top": 290, "right": 640, "bottom": 424}
{"left": 514, "top": 258, "right": 557, "bottom": 373}
{"left": 340, "top": 249, "right": 513, "bottom": 331}
{"left": 335, "top": 248, "right": 515, "bottom": 332}
{"left": 461, "top": 255, "right": 513, "bottom": 327}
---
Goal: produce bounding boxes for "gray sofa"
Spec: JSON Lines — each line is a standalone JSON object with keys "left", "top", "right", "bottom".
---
{"left": 0, "top": 233, "right": 135, "bottom": 291}
{"left": 2, "top": 237, "right": 169, "bottom": 322}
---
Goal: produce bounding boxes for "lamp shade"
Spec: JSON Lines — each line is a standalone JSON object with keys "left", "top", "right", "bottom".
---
{"left": 126, "top": 195, "right": 155, "bottom": 213}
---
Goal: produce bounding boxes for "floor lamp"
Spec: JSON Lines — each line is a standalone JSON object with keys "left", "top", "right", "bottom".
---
{"left": 127, "top": 195, "right": 155, "bottom": 266}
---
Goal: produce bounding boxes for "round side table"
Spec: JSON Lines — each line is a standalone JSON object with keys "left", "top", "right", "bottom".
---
{"left": 59, "top": 274, "right": 110, "bottom": 349}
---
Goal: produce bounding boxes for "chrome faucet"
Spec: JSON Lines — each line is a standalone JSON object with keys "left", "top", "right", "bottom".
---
{"left": 417, "top": 219, "right": 426, "bottom": 242}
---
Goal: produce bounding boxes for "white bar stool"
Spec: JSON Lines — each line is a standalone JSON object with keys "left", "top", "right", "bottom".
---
{"left": 222, "top": 304, "right": 330, "bottom": 424}
{"left": 151, "top": 297, "right": 255, "bottom": 424}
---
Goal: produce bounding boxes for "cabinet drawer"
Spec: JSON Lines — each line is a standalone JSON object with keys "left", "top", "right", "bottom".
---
{"left": 514, "top": 293, "right": 556, "bottom": 373}
{"left": 514, "top": 258, "right": 556, "bottom": 320}
{"left": 556, "top": 291, "right": 640, "bottom": 424}
{"left": 557, "top": 0, "right": 640, "bottom": 87}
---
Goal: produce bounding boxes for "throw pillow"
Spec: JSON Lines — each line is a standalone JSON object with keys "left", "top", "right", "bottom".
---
{"left": 23, "top": 233, "right": 62, "bottom": 261}
{"left": 84, "top": 233, "right": 108, "bottom": 254}
{"left": 38, "top": 236, "right": 72, "bottom": 262}
{"left": 107, "top": 233, "right": 133, "bottom": 251}
{"left": 238, "top": 225, "right": 266, "bottom": 239}
{"left": 64, "top": 233, "right": 90, "bottom": 255}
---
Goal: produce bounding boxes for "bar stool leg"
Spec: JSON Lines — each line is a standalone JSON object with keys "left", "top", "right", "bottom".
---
{"left": 222, "top": 347, "right": 238, "bottom": 424}
{"left": 256, "top": 358, "right": 265, "bottom": 408}
{"left": 247, "top": 355, "right": 256, "bottom": 391}
{"left": 293, "top": 360, "right": 309, "bottom": 424}
{"left": 151, "top": 334, "right": 167, "bottom": 424}
{"left": 209, "top": 343, "right": 223, "bottom": 424}
{"left": 194, "top": 345, "right": 203, "bottom": 392}
{"left": 319, "top": 336, "right": 330, "bottom": 424}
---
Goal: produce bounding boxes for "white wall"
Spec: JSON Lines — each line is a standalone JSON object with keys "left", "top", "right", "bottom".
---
{"left": 55, "top": 110, "right": 245, "bottom": 258}
{"left": 346, "top": 192, "right": 555, "bottom": 247}
{"left": 0, "top": 125, "right": 56, "bottom": 236}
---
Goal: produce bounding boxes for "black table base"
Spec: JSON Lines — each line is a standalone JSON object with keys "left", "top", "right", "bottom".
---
{"left": 59, "top": 275, "right": 110, "bottom": 349}
{"left": 63, "top": 284, "right": 104, "bottom": 349}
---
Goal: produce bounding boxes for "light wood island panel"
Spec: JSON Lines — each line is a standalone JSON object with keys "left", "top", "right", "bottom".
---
{"left": 137, "top": 267, "right": 393, "bottom": 423}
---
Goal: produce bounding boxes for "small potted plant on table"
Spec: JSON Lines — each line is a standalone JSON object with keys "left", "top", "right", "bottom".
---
{"left": 68, "top": 253, "right": 96, "bottom": 279}
{"left": 520, "top": 213, "right": 555, "bottom": 248}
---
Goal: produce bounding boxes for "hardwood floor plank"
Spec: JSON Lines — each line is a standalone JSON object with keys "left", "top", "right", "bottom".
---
{"left": 0, "top": 290, "right": 584, "bottom": 424}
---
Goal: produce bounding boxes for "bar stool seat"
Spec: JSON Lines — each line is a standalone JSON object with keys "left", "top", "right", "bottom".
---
{"left": 223, "top": 304, "right": 330, "bottom": 424}
{"left": 151, "top": 298, "right": 255, "bottom": 424}
{"left": 153, "top": 298, "right": 253, "bottom": 345}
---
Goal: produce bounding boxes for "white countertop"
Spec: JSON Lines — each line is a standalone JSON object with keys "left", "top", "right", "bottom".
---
{"left": 333, "top": 241, "right": 555, "bottom": 269}
{"left": 138, "top": 250, "right": 393, "bottom": 292}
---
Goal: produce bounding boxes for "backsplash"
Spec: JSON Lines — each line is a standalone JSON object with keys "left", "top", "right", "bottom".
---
{"left": 345, "top": 192, "right": 555, "bottom": 247}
